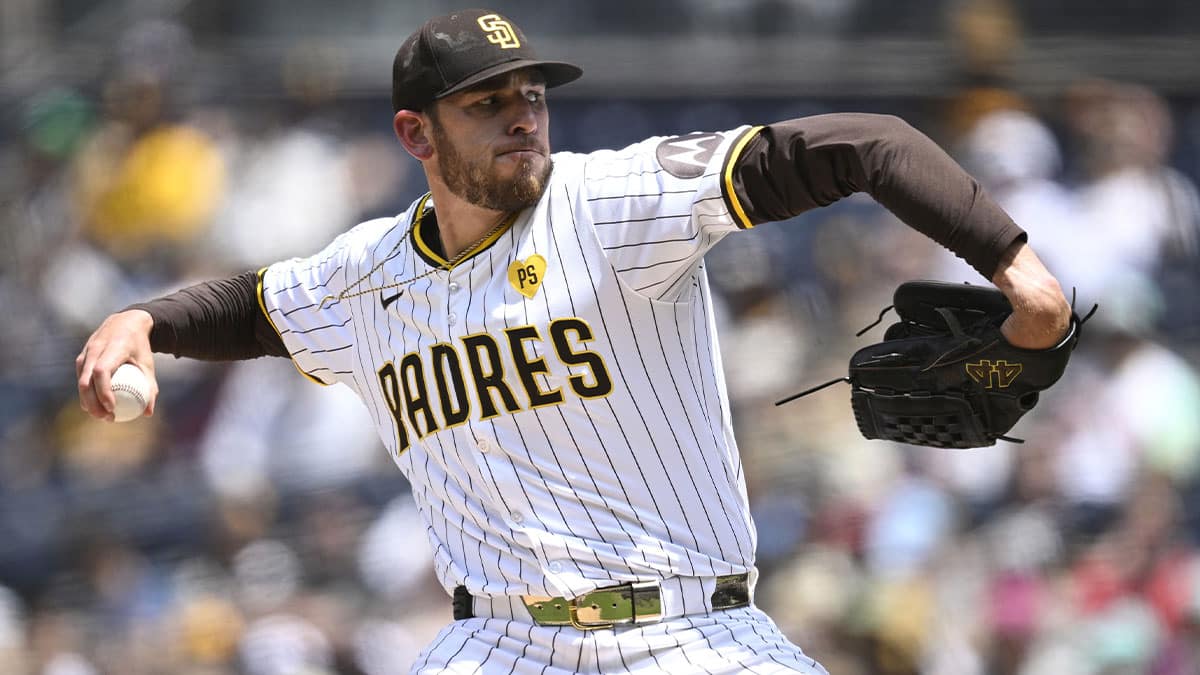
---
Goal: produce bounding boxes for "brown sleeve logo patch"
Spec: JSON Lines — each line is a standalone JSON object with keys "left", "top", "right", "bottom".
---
{"left": 655, "top": 133, "right": 722, "bottom": 179}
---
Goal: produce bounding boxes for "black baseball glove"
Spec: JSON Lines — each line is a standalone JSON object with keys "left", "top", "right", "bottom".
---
{"left": 778, "top": 280, "right": 1095, "bottom": 448}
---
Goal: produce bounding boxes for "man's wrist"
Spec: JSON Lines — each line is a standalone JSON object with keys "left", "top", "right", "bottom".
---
{"left": 989, "top": 240, "right": 1025, "bottom": 292}
{"left": 121, "top": 308, "right": 156, "bottom": 332}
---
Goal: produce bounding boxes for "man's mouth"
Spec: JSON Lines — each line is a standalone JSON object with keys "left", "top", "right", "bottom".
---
{"left": 497, "top": 146, "right": 544, "bottom": 158}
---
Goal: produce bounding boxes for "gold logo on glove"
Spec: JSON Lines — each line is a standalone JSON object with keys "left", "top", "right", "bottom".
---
{"left": 966, "top": 359, "right": 1022, "bottom": 388}
{"left": 478, "top": 14, "right": 520, "bottom": 49}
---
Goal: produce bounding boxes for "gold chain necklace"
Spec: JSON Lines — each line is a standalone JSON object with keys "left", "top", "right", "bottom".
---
{"left": 318, "top": 194, "right": 513, "bottom": 308}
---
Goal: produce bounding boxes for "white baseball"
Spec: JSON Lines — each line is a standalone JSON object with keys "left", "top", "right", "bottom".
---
{"left": 110, "top": 363, "right": 150, "bottom": 423}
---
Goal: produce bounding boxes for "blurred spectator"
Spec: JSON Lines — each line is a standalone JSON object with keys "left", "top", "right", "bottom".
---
{"left": 197, "top": 359, "right": 384, "bottom": 500}
{"left": 0, "top": 586, "right": 25, "bottom": 673}
{"left": 934, "top": 108, "right": 1078, "bottom": 287}
{"left": 1061, "top": 80, "right": 1200, "bottom": 311}
{"left": 0, "top": 88, "right": 96, "bottom": 430}
{"left": 1, "top": 88, "right": 95, "bottom": 285}
{"left": 356, "top": 500, "right": 433, "bottom": 600}
{"left": 864, "top": 474, "right": 953, "bottom": 579}
{"left": 202, "top": 40, "right": 410, "bottom": 270}
{"left": 239, "top": 613, "right": 332, "bottom": 675}
{"left": 1050, "top": 310, "right": 1200, "bottom": 547}
{"left": 940, "top": 0, "right": 1026, "bottom": 143}
{"left": 174, "top": 592, "right": 245, "bottom": 671}
{"left": 711, "top": 229, "right": 812, "bottom": 409}
{"left": 72, "top": 54, "right": 225, "bottom": 262}
{"left": 40, "top": 21, "right": 226, "bottom": 336}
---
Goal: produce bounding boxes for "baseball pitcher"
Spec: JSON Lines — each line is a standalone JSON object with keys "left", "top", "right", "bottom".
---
{"left": 77, "top": 8, "right": 1072, "bottom": 673}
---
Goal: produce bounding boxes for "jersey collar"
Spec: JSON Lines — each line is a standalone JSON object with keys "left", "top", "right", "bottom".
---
{"left": 410, "top": 194, "right": 519, "bottom": 270}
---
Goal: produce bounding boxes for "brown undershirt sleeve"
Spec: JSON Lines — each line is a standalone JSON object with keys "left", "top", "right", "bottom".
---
{"left": 126, "top": 271, "right": 289, "bottom": 361}
{"left": 729, "top": 113, "right": 1026, "bottom": 279}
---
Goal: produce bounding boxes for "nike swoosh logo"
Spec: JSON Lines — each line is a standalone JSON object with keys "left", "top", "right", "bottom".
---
{"left": 380, "top": 289, "right": 404, "bottom": 310}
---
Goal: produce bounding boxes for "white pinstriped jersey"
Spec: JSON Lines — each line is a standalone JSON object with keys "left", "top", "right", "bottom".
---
{"left": 260, "top": 125, "right": 764, "bottom": 600}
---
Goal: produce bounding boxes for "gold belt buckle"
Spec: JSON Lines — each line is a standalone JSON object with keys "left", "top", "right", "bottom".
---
{"left": 523, "top": 581, "right": 663, "bottom": 630}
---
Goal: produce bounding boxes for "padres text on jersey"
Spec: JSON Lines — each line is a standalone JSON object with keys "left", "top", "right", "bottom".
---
{"left": 259, "top": 125, "right": 764, "bottom": 601}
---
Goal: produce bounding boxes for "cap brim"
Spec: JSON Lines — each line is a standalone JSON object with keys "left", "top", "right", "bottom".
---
{"left": 436, "top": 59, "right": 583, "bottom": 99}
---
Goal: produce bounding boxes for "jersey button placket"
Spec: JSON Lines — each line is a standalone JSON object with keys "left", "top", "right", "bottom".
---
{"left": 444, "top": 271, "right": 467, "bottom": 338}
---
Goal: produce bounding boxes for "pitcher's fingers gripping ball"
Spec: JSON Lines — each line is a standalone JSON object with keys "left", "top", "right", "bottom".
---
{"left": 109, "top": 363, "right": 151, "bottom": 423}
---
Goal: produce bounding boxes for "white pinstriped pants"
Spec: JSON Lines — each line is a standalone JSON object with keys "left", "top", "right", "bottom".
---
{"left": 410, "top": 604, "right": 828, "bottom": 674}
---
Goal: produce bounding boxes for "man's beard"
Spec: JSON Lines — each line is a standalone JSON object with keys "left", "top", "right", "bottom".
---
{"left": 432, "top": 125, "right": 551, "bottom": 212}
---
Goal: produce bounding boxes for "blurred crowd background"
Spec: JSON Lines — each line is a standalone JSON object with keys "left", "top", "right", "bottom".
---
{"left": 2, "top": 1, "right": 1200, "bottom": 673}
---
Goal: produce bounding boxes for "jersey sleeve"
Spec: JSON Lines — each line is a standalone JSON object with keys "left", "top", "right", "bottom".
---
{"left": 577, "top": 125, "right": 762, "bottom": 300}
{"left": 257, "top": 233, "right": 358, "bottom": 386}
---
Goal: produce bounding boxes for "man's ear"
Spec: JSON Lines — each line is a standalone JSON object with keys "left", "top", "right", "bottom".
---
{"left": 394, "top": 110, "right": 434, "bottom": 161}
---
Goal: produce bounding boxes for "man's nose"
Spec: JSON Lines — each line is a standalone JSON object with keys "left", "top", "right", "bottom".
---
{"left": 508, "top": 101, "right": 538, "bottom": 136}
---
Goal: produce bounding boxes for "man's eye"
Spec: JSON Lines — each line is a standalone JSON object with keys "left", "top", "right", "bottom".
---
{"left": 526, "top": 91, "right": 544, "bottom": 103}
{"left": 475, "top": 96, "right": 495, "bottom": 107}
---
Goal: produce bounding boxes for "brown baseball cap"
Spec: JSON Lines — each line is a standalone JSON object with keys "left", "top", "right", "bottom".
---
{"left": 391, "top": 8, "right": 583, "bottom": 113}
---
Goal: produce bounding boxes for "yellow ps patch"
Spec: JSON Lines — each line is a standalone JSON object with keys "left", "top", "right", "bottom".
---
{"left": 509, "top": 255, "right": 546, "bottom": 298}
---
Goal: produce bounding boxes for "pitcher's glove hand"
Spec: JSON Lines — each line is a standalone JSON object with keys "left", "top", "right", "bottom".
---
{"left": 778, "top": 280, "right": 1096, "bottom": 448}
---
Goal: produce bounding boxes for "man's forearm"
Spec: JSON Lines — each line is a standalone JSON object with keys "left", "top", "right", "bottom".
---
{"left": 127, "top": 271, "right": 289, "bottom": 360}
{"left": 731, "top": 113, "right": 1025, "bottom": 279}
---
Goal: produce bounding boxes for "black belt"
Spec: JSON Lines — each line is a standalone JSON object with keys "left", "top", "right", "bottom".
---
{"left": 453, "top": 573, "right": 750, "bottom": 630}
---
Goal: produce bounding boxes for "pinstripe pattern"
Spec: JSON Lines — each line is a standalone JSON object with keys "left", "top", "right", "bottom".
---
{"left": 410, "top": 609, "right": 827, "bottom": 674}
{"left": 259, "top": 125, "right": 825, "bottom": 671}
